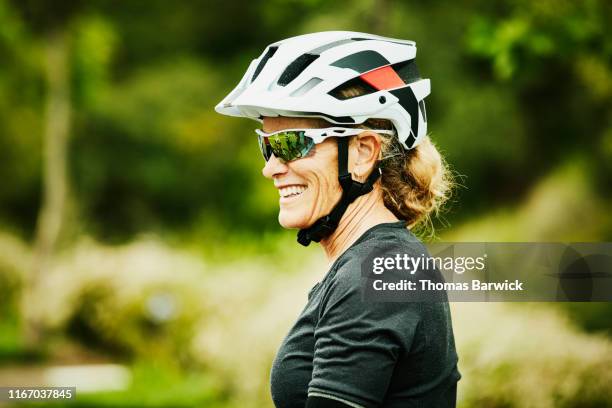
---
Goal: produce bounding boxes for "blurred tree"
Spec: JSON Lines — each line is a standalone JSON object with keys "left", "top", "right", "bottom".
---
{"left": 466, "top": 0, "right": 612, "bottom": 191}
{"left": 368, "top": 0, "right": 391, "bottom": 33}
{"left": 9, "top": 0, "right": 84, "bottom": 347}
{"left": 463, "top": 0, "right": 612, "bottom": 332}
{"left": 0, "top": 0, "right": 42, "bottom": 236}
{"left": 0, "top": 0, "right": 609, "bottom": 246}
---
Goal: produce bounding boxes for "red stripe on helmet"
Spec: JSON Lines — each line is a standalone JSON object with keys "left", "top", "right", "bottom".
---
{"left": 359, "top": 66, "right": 404, "bottom": 90}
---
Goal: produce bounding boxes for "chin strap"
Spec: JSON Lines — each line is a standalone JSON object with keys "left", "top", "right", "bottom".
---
{"left": 297, "top": 137, "right": 381, "bottom": 246}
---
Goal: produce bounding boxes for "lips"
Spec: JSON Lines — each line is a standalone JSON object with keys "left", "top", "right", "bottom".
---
{"left": 278, "top": 185, "right": 307, "bottom": 198}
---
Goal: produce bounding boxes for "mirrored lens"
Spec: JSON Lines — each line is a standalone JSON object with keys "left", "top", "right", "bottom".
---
{"left": 258, "top": 134, "right": 273, "bottom": 161}
{"left": 258, "top": 131, "right": 314, "bottom": 163}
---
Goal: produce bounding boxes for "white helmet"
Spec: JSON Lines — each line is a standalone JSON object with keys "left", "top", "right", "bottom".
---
{"left": 215, "top": 31, "right": 430, "bottom": 150}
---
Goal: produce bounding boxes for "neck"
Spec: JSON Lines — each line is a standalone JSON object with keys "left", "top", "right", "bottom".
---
{"left": 320, "top": 185, "right": 399, "bottom": 264}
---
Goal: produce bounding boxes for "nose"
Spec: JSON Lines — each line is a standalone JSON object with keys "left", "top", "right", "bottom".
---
{"left": 262, "top": 154, "right": 289, "bottom": 179}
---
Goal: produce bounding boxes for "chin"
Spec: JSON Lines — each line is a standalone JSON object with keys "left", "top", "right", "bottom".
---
{"left": 278, "top": 209, "right": 311, "bottom": 230}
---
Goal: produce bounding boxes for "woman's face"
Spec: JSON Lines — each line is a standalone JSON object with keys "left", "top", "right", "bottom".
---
{"left": 261, "top": 117, "right": 342, "bottom": 229}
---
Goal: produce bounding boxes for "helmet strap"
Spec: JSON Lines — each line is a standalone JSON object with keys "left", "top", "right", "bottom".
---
{"left": 297, "top": 137, "right": 381, "bottom": 246}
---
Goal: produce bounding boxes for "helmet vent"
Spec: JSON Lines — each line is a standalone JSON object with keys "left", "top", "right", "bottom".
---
{"left": 252, "top": 46, "right": 278, "bottom": 82}
{"left": 290, "top": 77, "right": 323, "bottom": 97}
{"left": 419, "top": 100, "right": 427, "bottom": 122}
{"left": 328, "top": 76, "right": 378, "bottom": 100}
{"left": 278, "top": 53, "right": 319, "bottom": 86}
{"left": 310, "top": 38, "right": 356, "bottom": 54}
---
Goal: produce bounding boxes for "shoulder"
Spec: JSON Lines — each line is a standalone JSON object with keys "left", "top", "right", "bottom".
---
{"left": 321, "top": 223, "right": 448, "bottom": 312}
{"left": 318, "top": 224, "right": 428, "bottom": 315}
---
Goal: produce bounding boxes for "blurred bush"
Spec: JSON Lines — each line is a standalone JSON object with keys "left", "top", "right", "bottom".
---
{"left": 2, "top": 229, "right": 611, "bottom": 407}
{"left": 0, "top": 230, "right": 323, "bottom": 406}
{"left": 453, "top": 303, "right": 612, "bottom": 408}
{"left": 27, "top": 238, "right": 210, "bottom": 363}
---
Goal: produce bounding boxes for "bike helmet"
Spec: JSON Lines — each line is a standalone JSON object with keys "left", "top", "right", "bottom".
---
{"left": 215, "top": 31, "right": 430, "bottom": 150}
{"left": 215, "top": 31, "right": 431, "bottom": 245}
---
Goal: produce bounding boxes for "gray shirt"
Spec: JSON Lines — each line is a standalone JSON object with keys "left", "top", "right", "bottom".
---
{"left": 270, "top": 221, "right": 461, "bottom": 408}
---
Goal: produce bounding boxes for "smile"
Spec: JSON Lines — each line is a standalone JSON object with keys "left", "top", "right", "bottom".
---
{"left": 278, "top": 185, "right": 307, "bottom": 198}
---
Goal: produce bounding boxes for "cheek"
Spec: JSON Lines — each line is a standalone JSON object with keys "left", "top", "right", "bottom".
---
{"left": 302, "top": 148, "right": 340, "bottom": 212}
{"left": 276, "top": 142, "right": 341, "bottom": 229}
{"left": 313, "top": 170, "right": 338, "bottom": 201}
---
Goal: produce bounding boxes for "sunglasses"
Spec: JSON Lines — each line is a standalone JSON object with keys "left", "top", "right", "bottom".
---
{"left": 255, "top": 127, "right": 395, "bottom": 163}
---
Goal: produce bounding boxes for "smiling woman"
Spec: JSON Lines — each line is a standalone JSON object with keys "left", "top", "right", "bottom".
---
{"left": 215, "top": 31, "right": 460, "bottom": 408}
{"left": 261, "top": 116, "right": 364, "bottom": 232}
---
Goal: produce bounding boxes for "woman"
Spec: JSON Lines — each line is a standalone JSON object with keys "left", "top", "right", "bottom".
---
{"left": 216, "top": 31, "right": 460, "bottom": 408}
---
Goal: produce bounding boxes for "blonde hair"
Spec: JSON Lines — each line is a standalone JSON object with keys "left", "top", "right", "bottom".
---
{"left": 323, "top": 86, "right": 455, "bottom": 233}
{"left": 378, "top": 129, "right": 453, "bottom": 232}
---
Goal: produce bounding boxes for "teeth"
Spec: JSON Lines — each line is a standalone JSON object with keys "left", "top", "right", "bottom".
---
{"left": 279, "top": 185, "right": 307, "bottom": 198}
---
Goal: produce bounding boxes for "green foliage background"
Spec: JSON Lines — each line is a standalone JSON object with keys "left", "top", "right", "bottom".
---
{"left": 0, "top": 0, "right": 611, "bottom": 407}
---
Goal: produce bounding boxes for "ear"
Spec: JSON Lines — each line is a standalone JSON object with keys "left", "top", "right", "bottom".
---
{"left": 350, "top": 131, "right": 382, "bottom": 180}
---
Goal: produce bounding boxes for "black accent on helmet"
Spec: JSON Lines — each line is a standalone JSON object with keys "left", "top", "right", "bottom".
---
{"left": 389, "top": 86, "right": 420, "bottom": 148}
{"left": 277, "top": 38, "right": 373, "bottom": 88}
{"left": 301, "top": 112, "right": 355, "bottom": 124}
{"left": 252, "top": 46, "right": 278, "bottom": 82}
{"left": 297, "top": 137, "right": 381, "bottom": 246}
{"left": 278, "top": 54, "right": 320, "bottom": 86}
{"left": 393, "top": 59, "right": 420, "bottom": 84}
{"left": 404, "top": 132, "right": 417, "bottom": 150}
{"left": 331, "top": 50, "right": 390, "bottom": 73}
